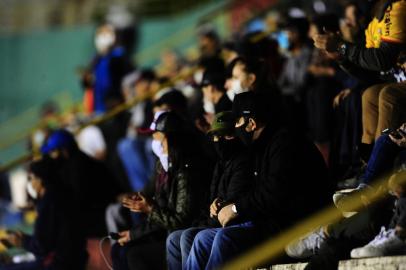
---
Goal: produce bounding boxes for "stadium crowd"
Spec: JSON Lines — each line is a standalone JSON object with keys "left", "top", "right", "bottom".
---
{"left": 1, "top": 0, "right": 406, "bottom": 269}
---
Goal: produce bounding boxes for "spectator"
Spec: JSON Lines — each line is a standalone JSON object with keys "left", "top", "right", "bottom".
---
{"left": 350, "top": 169, "right": 406, "bottom": 258}
{"left": 278, "top": 17, "right": 312, "bottom": 130}
{"left": 166, "top": 111, "right": 252, "bottom": 270}
{"left": 41, "top": 129, "right": 120, "bottom": 237}
{"left": 111, "top": 111, "right": 213, "bottom": 270}
{"left": 185, "top": 91, "right": 332, "bottom": 269}
{"left": 306, "top": 13, "right": 342, "bottom": 165}
{"left": 201, "top": 69, "right": 231, "bottom": 115}
{"left": 0, "top": 158, "right": 87, "bottom": 270}
{"left": 313, "top": 0, "right": 406, "bottom": 159}
{"left": 81, "top": 23, "right": 133, "bottom": 114}
{"left": 117, "top": 69, "right": 156, "bottom": 192}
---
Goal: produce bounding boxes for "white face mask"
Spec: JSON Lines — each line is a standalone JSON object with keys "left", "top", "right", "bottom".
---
{"left": 27, "top": 181, "right": 38, "bottom": 199}
{"left": 151, "top": 139, "right": 169, "bottom": 172}
{"left": 194, "top": 71, "right": 204, "bottom": 85}
{"left": 95, "top": 33, "right": 115, "bottom": 54}
{"left": 227, "top": 79, "right": 249, "bottom": 101}
{"left": 203, "top": 98, "right": 215, "bottom": 114}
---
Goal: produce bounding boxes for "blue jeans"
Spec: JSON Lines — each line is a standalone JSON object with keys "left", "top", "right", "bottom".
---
{"left": 185, "top": 222, "right": 258, "bottom": 270}
{"left": 360, "top": 134, "right": 403, "bottom": 185}
{"left": 117, "top": 137, "right": 154, "bottom": 191}
{"left": 166, "top": 227, "right": 205, "bottom": 270}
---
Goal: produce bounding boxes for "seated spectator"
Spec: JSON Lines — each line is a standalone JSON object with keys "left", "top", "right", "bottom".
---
{"left": 111, "top": 111, "right": 213, "bottom": 270}
{"left": 287, "top": 171, "right": 406, "bottom": 270}
{"left": 0, "top": 158, "right": 87, "bottom": 270}
{"left": 41, "top": 129, "right": 120, "bottom": 237}
{"left": 306, "top": 13, "right": 342, "bottom": 165}
{"left": 351, "top": 169, "right": 406, "bottom": 258}
{"left": 332, "top": 122, "right": 406, "bottom": 210}
{"left": 166, "top": 111, "right": 252, "bottom": 270}
{"left": 278, "top": 17, "right": 312, "bottom": 131}
{"left": 185, "top": 91, "right": 332, "bottom": 269}
{"left": 313, "top": 0, "right": 406, "bottom": 159}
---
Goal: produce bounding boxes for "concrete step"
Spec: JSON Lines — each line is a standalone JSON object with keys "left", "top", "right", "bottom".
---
{"left": 339, "top": 256, "right": 406, "bottom": 270}
{"left": 269, "top": 256, "right": 406, "bottom": 270}
{"left": 271, "top": 262, "right": 307, "bottom": 270}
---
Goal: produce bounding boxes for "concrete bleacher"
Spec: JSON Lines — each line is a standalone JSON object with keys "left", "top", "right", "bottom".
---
{"left": 269, "top": 256, "right": 406, "bottom": 270}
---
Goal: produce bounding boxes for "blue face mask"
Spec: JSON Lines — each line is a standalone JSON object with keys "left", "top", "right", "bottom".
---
{"left": 151, "top": 139, "right": 169, "bottom": 172}
{"left": 273, "top": 31, "right": 290, "bottom": 51}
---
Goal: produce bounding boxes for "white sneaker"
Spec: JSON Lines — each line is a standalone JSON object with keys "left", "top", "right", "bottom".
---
{"left": 285, "top": 228, "right": 327, "bottom": 259}
{"left": 351, "top": 227, "right": 406, "bottom": 258}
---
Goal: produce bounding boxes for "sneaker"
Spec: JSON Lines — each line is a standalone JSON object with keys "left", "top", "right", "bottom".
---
{"left": 333, "top": 184, "right": 371, "bottom": 216}
{"left": 285, "top": 228, "right": 327, "bottom": 259}
{"left": 351, "top": 227, "right": 406, "bottom": 258}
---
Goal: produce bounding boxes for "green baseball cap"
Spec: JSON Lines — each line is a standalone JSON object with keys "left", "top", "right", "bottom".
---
{"left": 207, "top": 111, "right": 236, "bottom": 136}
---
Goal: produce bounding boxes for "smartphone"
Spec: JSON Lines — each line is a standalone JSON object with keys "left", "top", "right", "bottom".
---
{"left": 109, "top": 232, "right": 120, "bottom": 240}
{"left": 382, "top": 128, "right": 403, "bottom": 139}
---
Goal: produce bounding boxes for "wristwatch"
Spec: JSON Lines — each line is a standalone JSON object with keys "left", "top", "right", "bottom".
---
{"left": 337, "top": 42, "right": 348, "bottom": 58}
{"left": 231, "top": 204, "right": 238, "bottom": 214}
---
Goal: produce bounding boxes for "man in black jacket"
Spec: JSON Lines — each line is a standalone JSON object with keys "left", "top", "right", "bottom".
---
{"left": 166, "top": 111, "right": 252, "bottom": 270}
{"left": 185, "top": 91, "right": 333, "bottom": 270}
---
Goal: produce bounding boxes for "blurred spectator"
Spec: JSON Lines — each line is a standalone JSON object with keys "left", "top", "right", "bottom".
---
{"left": 0, "top": 158, "right": 87, "bottom": 270}
{"left": 41, "top": 129, "right": 120, "bottom": 237}
{"left": 29, "top": 101, "right": 61, "bottom": 154}
{"left": 305, "top": 13, "right": 342, "bottom": 165}
{"left": 117, "top": 69, "right": 156, "bottom": 193}
{"left": 221, "top": 41, "right": 239, "bottom": 65}
{"left": 201, "top": 68, "right": 231, "bottom": 116}
{"left": 278, "top": 17, "right": 312, "bottom": 130}
{"left": 156, "top": 49, "right": 183, "bottom": 78}
{"left": 197, "top": 28, "right": 222, "bottom": 62}
{"left": 340, "top": 1, "right": 367, "bottom": 43}
{"left": 98, "top": 95, "right": 132, "bottom": 193}
{"left": 81, "top": 23, "right": 133, "bottom": 114}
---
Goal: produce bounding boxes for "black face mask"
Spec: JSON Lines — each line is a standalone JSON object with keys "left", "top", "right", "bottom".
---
{"left": 213, "top": 138, "right": 240, "bottom": 160}
{"left": 236, "top": 119, "right": 254, "bottom": 146}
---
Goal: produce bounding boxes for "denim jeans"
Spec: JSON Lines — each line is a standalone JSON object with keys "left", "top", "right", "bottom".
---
{"left": 166, "top": 227, "right": 205, "bottom": 270}
{"left": 360, "top": 134, "right": 402, "bottom": 185}
{"left": 185, "top": 222, "right": 258, "bottom": 270}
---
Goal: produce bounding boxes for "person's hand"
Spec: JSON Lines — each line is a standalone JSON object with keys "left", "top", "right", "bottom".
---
{"left": 210, "top": 198, "right": 221, "bottom": 218}
{"left": 122, "top": 193, "right": 153, "bottom": 213}
{"left": 389, "top": 125, "right": 406, "bottom": 148}
{"left": 333, "top": 88, "right": 351, "bottom": 108}
{"left": 217, "top": 204, "right": 237, "bottom": 227}
{"left": 117, "top": 230, "right": 131, "bottom": 246}
{"left": 313, "top": 31, "right": 343, "bottom": 53}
